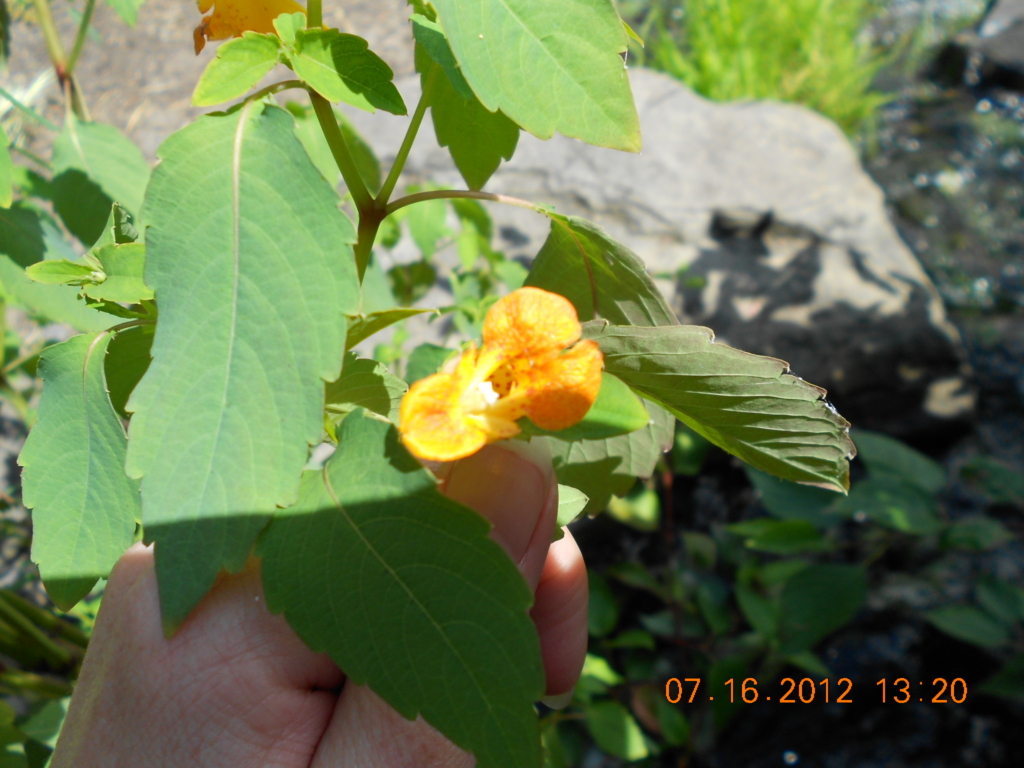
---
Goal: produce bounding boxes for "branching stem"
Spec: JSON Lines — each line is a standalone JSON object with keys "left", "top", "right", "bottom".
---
{"left": 385, "top": 190, "right": 543, "bottom": 217}
{"left": 375, "top": 66, "right": 438, "bottom": 207}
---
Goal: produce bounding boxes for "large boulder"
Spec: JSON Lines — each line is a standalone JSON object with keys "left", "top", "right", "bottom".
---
{"left": 348, "top": 68, "right": 973, "bottom": 438}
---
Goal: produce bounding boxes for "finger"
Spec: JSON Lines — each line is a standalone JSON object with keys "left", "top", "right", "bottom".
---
{"left": 53, "top": 543, "right": 342, "bottom": 768}
{"left": 439, "top": 440, "right": 558, "bottom": 590}
{"left": 531, "top": 528, "right": 588, "bottom": 699}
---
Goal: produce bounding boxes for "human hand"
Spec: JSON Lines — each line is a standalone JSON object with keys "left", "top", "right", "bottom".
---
{"left": 51, "top": 442, "right": 588, "bottom": 768}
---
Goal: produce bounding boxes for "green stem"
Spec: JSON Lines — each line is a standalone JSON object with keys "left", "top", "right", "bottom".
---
{"left": 0, "top": 86, "right": 59, "bottom": 131}
{"left": 66, "top": 0, "right": 97, "bottom": 76}
{"left": 385, "top": 189, "right": 542, "bottom": 217}
{"left": 307, "top": 0, "right": 322, "bottom": 28}
{"left": 31, "top": 0, "right": 67, "bottom": 72}
{"left": 0, "top": 670, "right": 73, "bottom": 698}
{"left": 245, "top": 79, "right": 305, "bottom": 105}
{"left": 0, "top": 593, "right": 72, "bottom": 668}
{"left": 0, "top": 590, "right": 89, "bottom": 649}
{"left": 310, "top": 92, "right": 373, "bottom": 212}
{"left": 375, "top": 67, "right": 438, "bottom": 207}
{"left": 352, "top": 209, "right": 383, "bottom": 282}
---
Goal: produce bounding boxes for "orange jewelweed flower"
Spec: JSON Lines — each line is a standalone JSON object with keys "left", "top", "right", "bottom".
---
{"left": 399, "top": 287, "right": 604, "bottom": 463}
{"left": 194, "top": 0, "right": 305, "bottom": 53}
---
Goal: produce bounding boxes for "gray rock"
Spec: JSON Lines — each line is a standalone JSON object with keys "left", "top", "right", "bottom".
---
{"left": 348, "top": 68, "right": 973, "bottom": 437}
{"left": 977, "top": 0, "right": 1024, "bottom": 73}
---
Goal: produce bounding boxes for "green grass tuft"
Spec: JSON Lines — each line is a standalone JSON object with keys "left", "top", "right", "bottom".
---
{"left": 633, "top": 0, "right": 892, "bottom": 136}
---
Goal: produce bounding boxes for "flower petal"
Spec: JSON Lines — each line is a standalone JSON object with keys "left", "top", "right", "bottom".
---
{"left": 482, "top": 287, "right": 582, "bottom": 360}
{"left": 399, "top": 371, "right": 488, "bottom": 462}
{"left": 523, "top": 340, "right": 604, "bottom": 431}
{"left": 195, "top": 0, "right": 305, "bottom": 52}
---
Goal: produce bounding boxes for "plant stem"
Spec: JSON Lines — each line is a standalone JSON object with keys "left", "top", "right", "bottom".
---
{"left": 0, "top": 592, "right": 72, "bottom": 668}
{"left": 0, "top": 590, "right": 89, "bottom": 648}
{"left": 0, "top": 670, "right": 73, "bottom": 698}
{"left": 375, "top": 66, "right": 438, "bottom": 206}
{"left": 66, "top": 0, "right": 97, "bottom": 76}
{"left": 243, "top": 79, "right": 305, "bottom": 106}
{"left": 31, "top": 0, "right": 67, "bottom": 73}
{"left": 307, "top": 0, "right": 322, "bottom": 28}
{"left": 310, "top": 92, "right": 373, "bottom": 212}
{"left": 385, "top": 189, "right": 543, "bottom": 217}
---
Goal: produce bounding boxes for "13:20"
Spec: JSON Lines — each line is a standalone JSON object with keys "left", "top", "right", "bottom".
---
{"left": 877, "top": 678, "right": 967, "bottom": 703}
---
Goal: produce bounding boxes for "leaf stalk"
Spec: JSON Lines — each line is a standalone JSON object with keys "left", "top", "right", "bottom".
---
{"left": 66, "top": 0, "right": 98, "bottom": 76}
{"left": 385, "top": 189, "right": 542, "bottom": 217}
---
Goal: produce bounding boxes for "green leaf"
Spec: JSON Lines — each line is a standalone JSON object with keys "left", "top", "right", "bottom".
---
{"left": 24, "top": 260, "right": 97, "bottom": 285}
{"left": 785, "top": 651, "right": 832, "bottom": 679}
{"left": 976, "top": 575, "right": 1024, "bottom": 625}
{"left": 405, "top": 342, "right": 455, "bottom": 384}
{"left": 345, "top": 308, "right": 436, "bottom": 350}
{"left": 90, "top": 203, "right": 139, "bottom": 249}
{"left": 412, "top": 15, "right": 474, "bottom": 99}
{"left": 81, "top": 243, "right": 154, "bottom": 304}
{"left": 324, "top": 353, "right": 407, "bottom": 425}
{"left": 19, "top": 333, "right": 140, "bottom": 610}
{"left": 127, "top": 103, "right": 359, "bottom": 631}
{"left": 726, "top": 519, "right": 830, "bottom": 554}
{"left": 104, "top": 323, "right": 152, "bottom": 419}
{"left": 851, "top": 429, "right": 945, "bottom": 494}
{"left": 832, "top": 477, "right": 941, "bottom": 534}
{"left": 961, "top": 457, "right": 1024, "bottom": 507}
{"left": 542, "top": 399, "right": 674, "bottom": 514}
{"left": 430, "top": 0, "right": 640, "bottom": 151}
{"left": 980, "top": 654, "right": 1024, "bottom": 701}
{"left": 778, "top": 564, "right": 866, "bottom": 653}
{"left": 587, "top": 574, "right": 619, "bottom": 637}
{"left": 584, "top": 700, "right": 648, "bottom": 760}
{"left": 925, "top": 605, "right": 1010, "bottom": 649}
{"left": 556, "top": 484, "right": 589, "bottom": 527}
{"left": 526, "top": 215, "right": 677, "bottom": 327}
{"left": 0, "top": 127, "right": 11, "bottom": 209}
{"left": 427, "top": 67, "right": 519, "bottom": 191}
{"left": 289, "top": 102, "right": 382, "bottom": 193}
{"left": 50, "top": 170, "right": 113, "bottom": 245}
{"left": 291, "top": 29, "right": 406, "bottom": 114}
{"left": 745, "top": 467, "right": 843, "bottom": 526}
{"left": 52, "top": 115, "right": 150, "bottom": 215}
{"left": 673, "top": 423, "right": 711, "bottom": 475}
{"left": 259, "top": 410, "right": 543, "bottom": 768}
{"left": 656, "top": 696, "right": 689, "bottom": 747}
{"left": 606, "top": 485, "right": 660, "bottom": 531}
{"left": 586, "top": 323, "right": 855, "bottom": 492}
{"left": 0, "top": 204, "right": 113, "bottom": 331}
{"left": 192, "top": 33, "right": 282, "bottom": 107}
{"left": 520, "top": 372, "right": 650, "bottom": 442}
{"left": 736, "top": 582, "right": 778, "bottom": 638}
{"left": 104, "top": 0, "right": 145, "bottom": 26}
{"left": 941, "top": 516, "right": 1013, "bottom": 551}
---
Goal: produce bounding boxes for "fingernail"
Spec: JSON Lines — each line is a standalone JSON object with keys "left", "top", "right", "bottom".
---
{"left": 540, "top": 688, "right": 574, "bottom": 710}
{"left": 443, "top": 441, "right": 553, "bottom": 563}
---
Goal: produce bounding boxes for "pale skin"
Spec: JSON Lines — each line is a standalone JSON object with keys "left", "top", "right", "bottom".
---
{"left": 52, "top": 441, "right": 589, "bottom": 767}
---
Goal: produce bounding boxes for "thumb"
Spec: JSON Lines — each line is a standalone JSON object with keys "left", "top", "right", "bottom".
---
{"left": 437, "top": 440, "right": 558, "bottom": 590}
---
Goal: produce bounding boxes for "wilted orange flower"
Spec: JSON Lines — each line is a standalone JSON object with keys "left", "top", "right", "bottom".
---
{"left": 399, "top": 287, "right": 603, "bottom": 462}
{"left": 194, "top": 0, "right": 305, "bottom": 53}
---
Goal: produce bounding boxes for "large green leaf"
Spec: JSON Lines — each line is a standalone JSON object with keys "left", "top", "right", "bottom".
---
{"left": 585, "top": 323, "right": 854, "bottom": 492}
{"left": 104, "top": 323, "right": 153, "bottom": 419}
{"left": 414, "top": 26, "right": 519, "bottom": 190}
{"left": 259, "top": 410, "right": 544, "bottom": 768}
{"left": 583, "top": 700, "right": 648, "bottom": 760}
{"left": 526, "top": 215, "right": 677, "bottom": 327}
{"left": 778, "top": 564, "right": 866, "bottom": 652}
{"left": 52, "top": 115, "right": 150, "bottom": 215}
{"left": 192, "top": 33, "right": 282, "bottom": 107}
{"left": 0, "top": 204, "right": 112, "bottom": 331}
{"left": 542, "top": 399, "right": 673, "bottom": 514}
{"left": 127, "top": 103, "right": 359, "bottom": 631}
{"left": 19, "top": 332, "right": 140, "bottom": 610}
{"left": 291, "top": 29, "right": 406, "bottom": 114}
{"left": 430, "top": 0, "right": 640, "bottom": 151}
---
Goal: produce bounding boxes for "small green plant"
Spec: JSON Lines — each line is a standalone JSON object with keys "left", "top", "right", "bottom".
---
{"left": 633, "top": 0, "right": 891, "bottom": 135}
